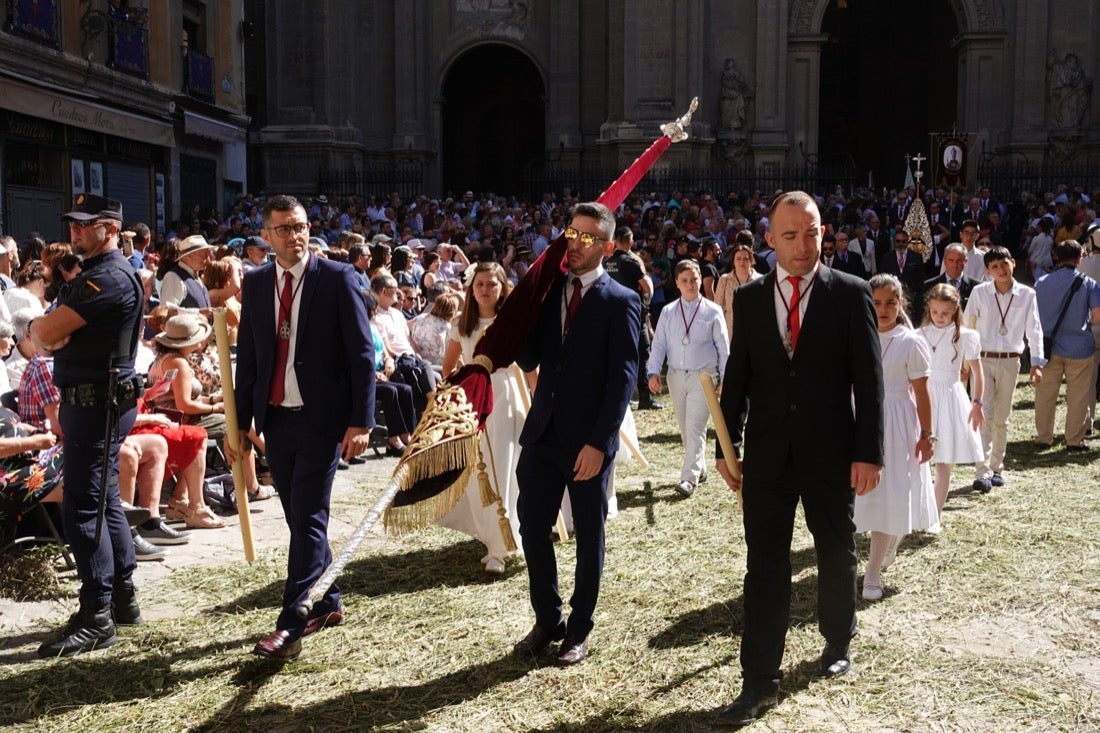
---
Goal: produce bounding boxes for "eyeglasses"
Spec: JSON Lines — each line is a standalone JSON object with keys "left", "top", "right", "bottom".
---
{"left": 266, "top": 222, "right": 309, "bottom": 238}
{"left": 563, "top": 227, "right": 608, "bottom": 248}
{"left": 69, "top": 219, "right": 106, "bottom": 229}
{"left": 894, "top": 238, "right": 908, "bottom": 244}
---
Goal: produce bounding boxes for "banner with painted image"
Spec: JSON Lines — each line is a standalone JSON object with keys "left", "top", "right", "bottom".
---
{"left": 934, "top": 135, "right": 969, "bottom": 189}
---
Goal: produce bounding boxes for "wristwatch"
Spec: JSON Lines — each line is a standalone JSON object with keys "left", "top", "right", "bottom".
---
{"left": 919, "top": 429, "right": 938, "bottom": 444}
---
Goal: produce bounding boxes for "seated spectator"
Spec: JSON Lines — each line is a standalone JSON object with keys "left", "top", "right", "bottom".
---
{"left": 0, "top": 406, "right": 62, "bottom": 530}
{"left": 4, "top": 260, "right": 46, "bottom": 316}
{"left": 6, "top": 308, "right": 37, "bottom": 390}
{"left": 145, "top": 314, "right": 273, "bottom": 507}
{"left": 18, "top": 346, "right": 58, "bottom": 435}
{"left": 370, "top": 273, "right": 439, "bottom": 415}
{"left": 363, "top": 294, "right": 416, "bottom": 456}
{"left": 157, "top": 235, "right": 214, "bottom": 309}
{"left": 409, "top": 292, "right": 461, "bottom": 368}
{"left": 202, "top": 256, "right": 243, "bottom": 344}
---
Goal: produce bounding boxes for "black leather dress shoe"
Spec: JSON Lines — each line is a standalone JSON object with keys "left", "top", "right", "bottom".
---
{"left": 252, "top": 630, "right": 302, "bottom": 661}
{"left": 302, "top": 609, "right": 344, "bottom": 637}
{"left": 819, "top": 643, "right": 851, "bottom": 678}
{"left": 513, "top": 622, "right": 566, "bottom": 655}
{"left": 715, "top": 688, "right": 779, "bottom": 727}
{"left": 556, "top": 638, "right": 588, "bottom": 666}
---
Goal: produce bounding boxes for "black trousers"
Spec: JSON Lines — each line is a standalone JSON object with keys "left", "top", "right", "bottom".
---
{"left": 739, "top": 463, "right": 857, "bottom": 690}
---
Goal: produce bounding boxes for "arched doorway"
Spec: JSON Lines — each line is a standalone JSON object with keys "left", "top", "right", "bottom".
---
{"left": 818, "top": 1, "right": 959, "bottom": 188}
{"left": 441, "top": 44, "right": 545, "bottom": 197}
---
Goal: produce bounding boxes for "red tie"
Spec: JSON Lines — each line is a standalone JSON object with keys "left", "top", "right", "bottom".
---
{"left": 563, "top": 278, "right": 582, "bottom": 335}
{"left": 786, "top": 275, "right": 801, "bottom": 351}
{"left": 268, "top": 271, "right": 294, "bottom": 405}
{"left": 898, "top": 252, "right": 905, "bottom": 270}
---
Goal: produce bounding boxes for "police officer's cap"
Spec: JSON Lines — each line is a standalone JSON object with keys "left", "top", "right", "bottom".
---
{"left": 61, "top": 194, "right": 123, "bottom": 222}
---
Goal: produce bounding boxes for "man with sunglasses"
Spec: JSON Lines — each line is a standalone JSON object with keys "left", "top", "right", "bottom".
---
{"left": 513, "top": 202, "right": 641, "bottom": 667}
{"left": 32, "top": 195, "right": 145, "bottom": 657}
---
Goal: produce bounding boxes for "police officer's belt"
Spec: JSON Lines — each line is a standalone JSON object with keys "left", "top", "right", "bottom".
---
{"left": 60, "top": 378, "right": 144, "bottom": 407}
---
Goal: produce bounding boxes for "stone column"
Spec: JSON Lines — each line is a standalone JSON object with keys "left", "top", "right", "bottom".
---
{"left": 953, "top": 32, "right": 1008, "bottom": 154}
{"left": 547, "top": 0, "right": 582, "bottom": 160}
{"left": 392, "top": 0, "right": 433, "bottom": 157}
{"left": 786, "top": 34, "right": 827, "bottom": 165}
{"left": 752, "top": 0, "right": 789, "bottom": 165}
{"left": 1005, "top": 0, "right": 1049, "bottom": 159}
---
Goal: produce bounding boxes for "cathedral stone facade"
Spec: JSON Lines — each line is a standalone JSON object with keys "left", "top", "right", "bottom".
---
{"left": 246, "top": 0, "right": 1099, "bottom": 197}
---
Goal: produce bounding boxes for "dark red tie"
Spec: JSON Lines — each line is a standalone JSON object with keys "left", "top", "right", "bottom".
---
{"left": 786, "top": 275, "right": 801, "bottom": 350}
{"left": 563, "top": 278, "right": 582, "bottom": 335}
{"left": 268, "top": 270, "right": 293, "bottom": 405}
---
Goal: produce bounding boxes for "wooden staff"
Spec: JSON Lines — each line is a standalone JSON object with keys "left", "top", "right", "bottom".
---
{"left": 699, "top": 372, "right": 742, "bottom": 513}
{"left": 213, "top": 309, "right": 255, "bottom": 562}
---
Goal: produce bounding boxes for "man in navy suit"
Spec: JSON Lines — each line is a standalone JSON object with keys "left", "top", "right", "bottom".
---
{"left": 233, "top": 194, "right": 375, "bottom": 661}
{"left": 923, "top": 244, "right": 977, "bottom": 309}
{"left": 715, "top": 191, "right": 883, "bottom": 726}
{"left": 878, "top": 230, "right": 926, "bottom": 320}
{"left": 513, "top": 202, "right": 641, "bottom": 667}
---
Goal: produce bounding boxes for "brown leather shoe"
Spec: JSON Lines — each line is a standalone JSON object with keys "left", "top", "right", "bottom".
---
{"left": 302, "top": 609, "right": 344, "bottom": 637}
{"left": 556, "top": 638, "right": 588, "bottom": 666}
{"left": 252, "top": 630, "right": 302, "bottom": 661}
{"left": 513, "top": 622, "right": 566, "bottom": 655}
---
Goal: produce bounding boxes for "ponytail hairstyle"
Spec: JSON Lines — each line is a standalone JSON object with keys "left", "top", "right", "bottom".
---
{"left": 868, "top": 273, "right": 912, "bottom": 328}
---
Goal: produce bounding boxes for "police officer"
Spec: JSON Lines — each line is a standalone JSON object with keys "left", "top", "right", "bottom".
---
{"left": 33, "top": 194, "right": 145, "bottom": 657}
{"left": 605, "top": 226, "right": 662, "bottom": 409}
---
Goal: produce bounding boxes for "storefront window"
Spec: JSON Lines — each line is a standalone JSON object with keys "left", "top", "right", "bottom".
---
{"left": 4, "top": 145, "right": 63, "bottom": 188}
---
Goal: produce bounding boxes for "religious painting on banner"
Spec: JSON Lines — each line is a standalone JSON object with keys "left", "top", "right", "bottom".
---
{"left": 934, "top": 135, "right": 969, "bottom": 189}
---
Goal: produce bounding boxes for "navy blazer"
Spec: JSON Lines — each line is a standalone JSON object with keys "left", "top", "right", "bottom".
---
{"left": 719, "top": 267, "right": 883, "bottom": 483}
{"left": 235, "top": 254, "right": 375, "bottom": 440}
{"left": 517, "top": 272, "right": 641, "bottom": 459}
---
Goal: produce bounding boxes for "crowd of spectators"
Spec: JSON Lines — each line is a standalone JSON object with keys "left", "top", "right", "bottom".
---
{"left": 3, "top": 179, "right": 1099, "bottom": 563}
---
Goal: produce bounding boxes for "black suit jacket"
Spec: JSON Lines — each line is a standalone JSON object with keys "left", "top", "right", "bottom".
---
{"left": 923, "top": 273, "right": 977, "bottom": 309}
{"left": 719, "top": 267, "right": 883, "bottom": 483}
{"left": 878, "top": 249, "right": 926, "bottom": 296}
{"left": 830, "top": 250, "right": 866, "bottom": 279}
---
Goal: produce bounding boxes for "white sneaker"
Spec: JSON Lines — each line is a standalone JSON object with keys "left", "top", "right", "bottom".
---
{"left": 484, "top": 557, "right": 505, "bottom": 575}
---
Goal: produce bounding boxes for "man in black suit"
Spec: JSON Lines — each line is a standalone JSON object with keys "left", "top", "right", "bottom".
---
{"left": 714, "top": 191, "right": 884, "bottom": 727}
{"left": 878, "top": 230, "right": 926, "bottom": 319}
{"left": 514, "top": 202, "right": 641, "bottom": 667}
{"left": 923, "top": 243, "right": 977, "bottom": 309}
{"left": 831, "top": 231, "right": 867, "bottom": 279}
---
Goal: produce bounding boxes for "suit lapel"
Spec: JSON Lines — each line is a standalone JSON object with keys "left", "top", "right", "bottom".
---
{"left": 295, "top": 254, "right": 321, "bottom": 353}
{"left": 252, "top": 264, "right": 277, "bottom": 350}
{"left": 795, "top": 267, "right": 833, "bottom": 360}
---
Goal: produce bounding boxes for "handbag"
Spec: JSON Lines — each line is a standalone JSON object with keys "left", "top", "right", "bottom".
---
{"left": 1042, "top": 273, "right": 1084, "bottom": 359}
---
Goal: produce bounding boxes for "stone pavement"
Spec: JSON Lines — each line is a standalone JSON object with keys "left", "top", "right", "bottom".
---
{"left": 0, "top": 451, "right": 401, "bottom": 645}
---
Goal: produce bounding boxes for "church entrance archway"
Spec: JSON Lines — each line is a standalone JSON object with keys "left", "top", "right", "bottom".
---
{"left": 441, "top": 44, "right": 545, "bottom": 197}
{"left": 818, "top": 1, "right": 959, "bottom": 188}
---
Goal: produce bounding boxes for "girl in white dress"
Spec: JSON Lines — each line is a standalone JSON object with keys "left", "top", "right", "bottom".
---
{"left": 855, "top": 274, "right": 937, "bottom": 601}
{"left": 919, "top": 284, "right": 985, "bottom": 512}
{"left": 436, "top": 262, "right": 527, "bottom": 575}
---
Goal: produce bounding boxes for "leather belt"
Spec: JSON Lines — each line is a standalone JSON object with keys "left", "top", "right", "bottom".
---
{"left": 980, "top": 351, "right": 1021, "bottom": 359}
{"left": 268, "top": 404, "right": 303, "bottom": 412}
{"left": 60, "top": 379, "right": 142, "bottom": 407}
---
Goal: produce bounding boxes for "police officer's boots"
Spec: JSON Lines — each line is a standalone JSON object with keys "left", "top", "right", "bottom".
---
{"left": 36, "top": 600, "right": 118, "bottom": 658}
{"left": 112, "top": 579, "right": 143, "bottom": 626}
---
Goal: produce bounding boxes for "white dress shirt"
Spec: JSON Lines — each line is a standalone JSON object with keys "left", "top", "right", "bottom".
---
{"left": 773, "top": 263, "right": 819, "bottom": 357}
{"left": 271, "top": 252, "right": 310, "bottom": 407}
{"left": 963, "top": 279, "right": 1045, "bottom": 365}
{"left": 647, "top": 295, "right": 729, "bottom": 377}
{"left": 559, "top": 265, "right": 604, "bottom": 331}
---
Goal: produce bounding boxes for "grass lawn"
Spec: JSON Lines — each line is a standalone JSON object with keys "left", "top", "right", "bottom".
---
{"left": 1, "top": 378, "right": 1098, "bottom": 732}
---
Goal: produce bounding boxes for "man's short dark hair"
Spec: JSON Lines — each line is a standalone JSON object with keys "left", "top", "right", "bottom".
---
{"left": 262, "top": 194, "right": 304, "bottom": 224}
{"left": 614, "top": 225, "right": 633, "bottom": 242}
{"left": 960, "top": 219, "right": 979, "bottom": 231}
{"left": 1052, "top": 239, "right": 1083, "bottom": 264}
{"left": 370, "top": 273, "right": 396, "bottom": 293}
{"left": 348, "top": 244, "right": 368, "bottom": 263}
{"left": 983, "top": 245, "right": 1013, "bottom": 266}
{"left": 131, "top": 222, "right": 150, "bottom": 244}
{"left": 570, "top": 202, "right": 616, "bottom": 240}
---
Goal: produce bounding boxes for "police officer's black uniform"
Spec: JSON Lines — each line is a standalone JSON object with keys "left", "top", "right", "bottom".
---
{"left": 37, "top": 195, "right": 144, "bottom": 658}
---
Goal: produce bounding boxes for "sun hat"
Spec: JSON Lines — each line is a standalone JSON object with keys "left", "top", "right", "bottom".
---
{"left": 154, "top": 313, "right": 212, "bottom": 350}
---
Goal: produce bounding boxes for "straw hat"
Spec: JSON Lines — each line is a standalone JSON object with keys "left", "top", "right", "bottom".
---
{"left": 154, "top": 313, "right": 212, "bottom": 350}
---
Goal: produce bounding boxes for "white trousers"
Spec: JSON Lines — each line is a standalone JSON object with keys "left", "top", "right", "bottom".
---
{"left": 666, "top": 368, "right": 711, "bottom": 484}
{"left": 977, "top": 356, "right": 1021, "bottom": 477}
